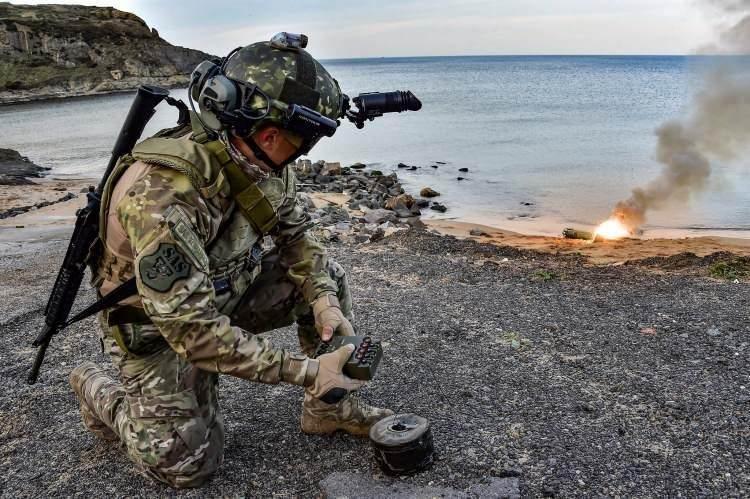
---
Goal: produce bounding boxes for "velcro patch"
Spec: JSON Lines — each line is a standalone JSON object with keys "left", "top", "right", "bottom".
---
{"left": 139, "top": 243, "right": 192, "bottom": 292}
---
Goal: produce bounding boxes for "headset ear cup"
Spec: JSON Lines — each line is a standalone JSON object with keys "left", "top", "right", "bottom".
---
{"left": 197, "top": 75, "right": 239, "bottom": 131}
{"left": 190, "top": 60, "right": 220, "bottom": 101}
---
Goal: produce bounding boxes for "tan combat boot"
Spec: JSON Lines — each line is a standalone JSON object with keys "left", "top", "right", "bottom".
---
{"left": 69, "top": 362, "right": 122, "bottom": 441}
{"left": 301, "top": 392, "right": 394, "bottom": 436}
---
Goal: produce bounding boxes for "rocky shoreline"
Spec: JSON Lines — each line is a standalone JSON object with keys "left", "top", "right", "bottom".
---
{"left": 0, "top": 77, "right": 192, "bottom": 106}
{"left": 293, "top": 158, "right": 447, "bottom": 245}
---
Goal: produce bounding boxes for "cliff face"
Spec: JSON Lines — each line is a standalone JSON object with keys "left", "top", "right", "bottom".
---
{"left": 0, "top": 3, "right": 214, "bottom": 103}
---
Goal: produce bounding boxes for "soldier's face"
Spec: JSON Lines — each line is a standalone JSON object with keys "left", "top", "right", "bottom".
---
{"left": 234, "top": 126, "right": 300, "bottom": 170}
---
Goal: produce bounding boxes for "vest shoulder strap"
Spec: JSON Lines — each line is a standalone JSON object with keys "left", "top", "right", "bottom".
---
{"left": 202, "top": 140, "right": 280, "bottom": 235}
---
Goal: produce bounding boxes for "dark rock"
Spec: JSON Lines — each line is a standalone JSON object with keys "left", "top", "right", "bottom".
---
{"left": 369, "top": 183, "right": 389, "bottom": 196}
{"left": 369, "top": 228, "right": 386, "bottom": 242}
{"left": 436, "top": 161, "right": 447, "bottom": 164}
{"left": 0, "top": 148, "right": 48, "bottom": 185}
{"left": 420, "top": 187, "right": 440, "bottom": 198}
{"left": 430, "top": 164, "right": 439, "bottom": 168}
{"left": 394, "top": 207, "right": 413, "bottom": 218}
{"left": 364, "top": 209, "right": 397, "bottom": 224}
{"left": 369, "top": 170, "right": 383, "bottom": 176}
{"left": 397, "top": 163, "right": 410, "bottom": 168}
{"left": 458, "top": 167, "right": 469, "bottom": 172}
{"left": 312, "top": 160, "right": 325, "bottom": 174}
{"left": 349, "top": 162, "right": 367, "bottom": 170}
{"left": 521, "top": 201, "right": 535, "bottom": 206}
{"left": 430, "top": 202, "right": 448, "bottom": 213}
{"left": 407, "top": 166, "right": 418, "bottom": 171}
{"left": 316, "top": 175, "right": 333, "bottom": 184}
{"left": 457, "top": 177, "right": 466, "bottom": 181}
{"left": 416, "top": 199, "right": 430, "bottom": 208}
{"left": 318, "top": 206, "right": 350, "bottom": 225}
{"left": 470, "top": 228, "right": 490, "bottom": 237}
{"left": 0, "top": 191, "right": 78, "bottom": 219}
{"left": 350, "top": 175, "right": 369, "bottom": 185}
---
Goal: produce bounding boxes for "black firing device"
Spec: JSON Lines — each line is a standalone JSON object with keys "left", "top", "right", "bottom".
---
{"left": 314, "top": 335, "right": 383, "bottom": 381}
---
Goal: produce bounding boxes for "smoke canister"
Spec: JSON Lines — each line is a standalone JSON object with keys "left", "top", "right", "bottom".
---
{"left": 562, "top": 227, "right": 594, "bottom": 240}
{"left": 369, "top": 413, "right": 435, "bottom": 475}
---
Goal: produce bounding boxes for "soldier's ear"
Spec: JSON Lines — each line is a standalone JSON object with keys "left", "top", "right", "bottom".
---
{"left": 253, "top": 125, "right": 281, "bottom": 150}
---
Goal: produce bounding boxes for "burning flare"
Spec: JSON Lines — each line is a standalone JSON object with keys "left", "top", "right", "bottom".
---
{"left": 593, "top": 218, "right": 630, "bottom": 240}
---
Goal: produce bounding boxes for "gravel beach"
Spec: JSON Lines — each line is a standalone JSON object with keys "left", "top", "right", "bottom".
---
{"left": 0, "top": 223, "right": 748, "bottom": 497}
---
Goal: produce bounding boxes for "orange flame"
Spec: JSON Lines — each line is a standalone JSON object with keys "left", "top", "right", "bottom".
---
{"left": 593, "top": 218, "right": 630, "bottom": 240}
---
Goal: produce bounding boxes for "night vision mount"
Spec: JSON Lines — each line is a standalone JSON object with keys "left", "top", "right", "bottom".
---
{"left": 188, "top": 32, "right": 422, "bottom": 146}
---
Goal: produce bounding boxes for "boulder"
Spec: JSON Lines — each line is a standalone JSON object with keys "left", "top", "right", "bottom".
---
{"left": 319, "top": 162, "right": 341, "bottom": 177}
{"left": 420, "top": 187, "right": 440, "bottom": 198}
{"left": 349, "top": 162, "right": 367, "bottom": 170}
{"left": 364, "top": 208, "right": 398, "bottom": 225}
{"left": 430, "top": 202, "right": 447, "bottom": 213}
{"left": 296, "top": 192, "right": 316, "bottom": 212}
{"left": 384, "top": 194, "right": 416, "bottom": 210}
{"left": 416, "top": 198, "right": 430, "bottom": 208}
{"left": 295, "top": 159, "right": 313, "bottom": 175}
{"left": 459, "top": 167, "right": 469, "bottom": 172}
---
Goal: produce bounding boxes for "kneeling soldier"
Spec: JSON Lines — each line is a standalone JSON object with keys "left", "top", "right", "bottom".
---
{"left": 69, "top": 35, "right": 392, "bottom": 488}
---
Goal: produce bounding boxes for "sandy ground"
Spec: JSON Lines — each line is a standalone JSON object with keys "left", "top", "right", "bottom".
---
{"left": 1, "top": 226, "right": 748, "bottom": 497}
{"left": 427, "top": 220, "right": 750, "bottom": 265}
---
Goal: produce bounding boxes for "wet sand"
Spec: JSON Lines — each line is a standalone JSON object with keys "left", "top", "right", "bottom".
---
{"left": 426, "top": 219, "right": 750, "bottom": 265}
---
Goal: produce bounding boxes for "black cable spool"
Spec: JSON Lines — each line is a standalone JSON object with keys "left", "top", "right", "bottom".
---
{"left": 369, "top": 413, "right": 435, "bottom": 475}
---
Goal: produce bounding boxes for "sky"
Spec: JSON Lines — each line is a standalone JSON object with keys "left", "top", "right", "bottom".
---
{"left": 6, "top": 0, "right": 730, "bottom": 58}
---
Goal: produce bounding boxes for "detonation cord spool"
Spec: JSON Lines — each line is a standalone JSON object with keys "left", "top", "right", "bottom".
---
{"left": 369, "top": 413, "right": 435, "bottom": 476}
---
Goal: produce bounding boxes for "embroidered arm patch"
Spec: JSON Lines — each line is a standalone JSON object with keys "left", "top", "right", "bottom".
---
{"left": 139, "top": 242, "right": 192, "bottom": 292}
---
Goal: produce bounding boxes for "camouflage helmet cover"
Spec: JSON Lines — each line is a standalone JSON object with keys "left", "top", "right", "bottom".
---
{"left": 222, "top": 41, "right": 343, "bottom": 132}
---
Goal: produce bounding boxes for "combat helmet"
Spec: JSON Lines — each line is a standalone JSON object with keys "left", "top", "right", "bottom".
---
{"left": 190, "top": 32, "right": 344, "bottom": 167}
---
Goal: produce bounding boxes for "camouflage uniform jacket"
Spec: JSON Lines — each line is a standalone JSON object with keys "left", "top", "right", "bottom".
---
{"left": 96, "top": 126, "right": 331, "bottom": 386}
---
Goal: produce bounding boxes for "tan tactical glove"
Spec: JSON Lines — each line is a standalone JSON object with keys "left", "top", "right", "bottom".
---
{"left": 313, "top": 294, "right": 355, "bottom": 341}
{"left": 306, "top": 344, "right": 365, "bottom": 404}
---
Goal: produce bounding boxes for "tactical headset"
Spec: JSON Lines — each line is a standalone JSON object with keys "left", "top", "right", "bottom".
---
{"left": 188, "top": 33, "right": 339, "bottom": 168}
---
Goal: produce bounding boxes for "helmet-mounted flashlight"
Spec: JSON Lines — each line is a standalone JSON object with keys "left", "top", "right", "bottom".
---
{"left": 270, "top": 32, "right": 308, "bottom": 50}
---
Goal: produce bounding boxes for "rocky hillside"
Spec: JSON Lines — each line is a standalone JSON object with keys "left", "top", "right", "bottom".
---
{"left": 0, "top": 2, "right": 213, "bottom": 103}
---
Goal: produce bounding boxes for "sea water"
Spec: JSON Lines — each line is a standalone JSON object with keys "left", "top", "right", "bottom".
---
{"left": 1, "top": 55, "right": 748, "bottom": 236}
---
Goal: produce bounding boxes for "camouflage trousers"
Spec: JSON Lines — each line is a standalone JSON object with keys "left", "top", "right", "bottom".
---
{"left": 79, "top": 251, "right": 352, "bottom": 488}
